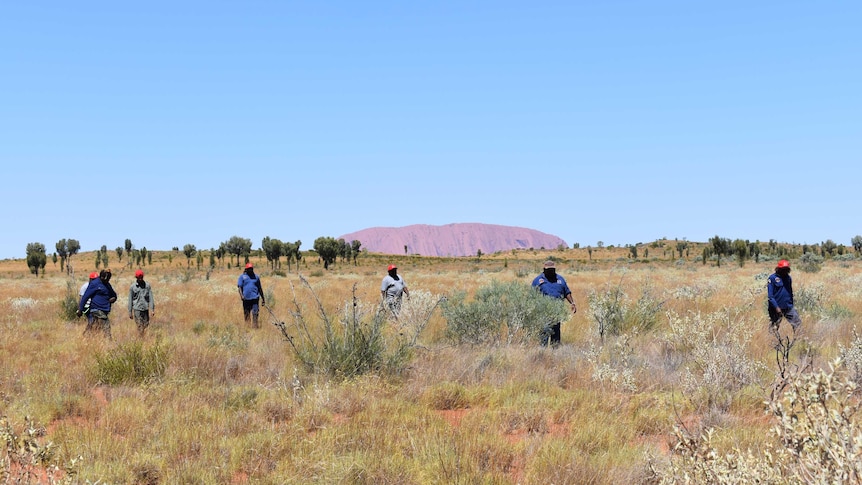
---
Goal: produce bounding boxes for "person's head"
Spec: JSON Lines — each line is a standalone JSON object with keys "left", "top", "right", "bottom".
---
{"left": 245, "top": 262, "right": 254, "bottom": 274}
{"left": 776, "top": 259, "right": 791, "bottom": 275}
{"left": 100, "top": 268, "right": 112, "bottom": 282}
{"left": 542, "top": 260, "right": 556, "bottom": 278}
{"left": 135, "top": 269, "right": 144, "bottom": 280}
{"left": 387, "top": 264, "right": 397, "bottom": 275}
{"left": 89, "top": 271, "right": 98, "bottom": 280}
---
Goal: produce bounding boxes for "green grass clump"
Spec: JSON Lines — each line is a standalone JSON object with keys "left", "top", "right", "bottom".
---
{"left": 91, "top": 340, "right": 170, "bottom": 385}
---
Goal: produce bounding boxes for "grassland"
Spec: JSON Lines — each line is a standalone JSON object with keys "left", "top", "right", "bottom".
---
{"left": 1, "top": 243, "right": 860, "bottom": 483}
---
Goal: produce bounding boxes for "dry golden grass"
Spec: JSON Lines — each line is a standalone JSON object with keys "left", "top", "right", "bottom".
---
{"left": 1, "top": 245, "right": 860, "bottom": 483}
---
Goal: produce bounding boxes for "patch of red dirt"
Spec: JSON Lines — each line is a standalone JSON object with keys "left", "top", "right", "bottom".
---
{"left": 92, "top": 386, "right": 109, "bottom": 406}
{"left": 46, "top": 415, "right": 88, "bottom": 435}
{"left": 437, "top": 408, "right": 470, "bottom": 427}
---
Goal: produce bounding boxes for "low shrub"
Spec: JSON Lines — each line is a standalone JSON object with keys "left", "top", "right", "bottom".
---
{"left": 588, "top": 276, "right": 664, "bottom": 340}
{"left": 0, "top": 415, "right": 83, "bottom": 483}
{"left": 273, "top": 277, "right": 442, "bottom": 379}
{"left": 91, "top": 340, "right": 170, "bottom": 385}
{"left": 651, "top": 361, "right": 862, "bottom": 483}
{"left": 662, "top": 310, "right": 766, "bottom": 412}
{"left": 798, "top": 252, "right": 823, "bottom": 273}
{"left": 795, "top": 282, "right": 826, "bottom": 314}
{"left": 440, "top": 280, "right": 568, "bottom": 345}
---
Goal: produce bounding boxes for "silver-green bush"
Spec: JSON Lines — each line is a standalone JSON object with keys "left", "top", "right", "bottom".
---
{"left": 651, "top": 361, "right": 862, "bottom": 483}
{"left": 441, "top": 280, "right": 568, "bottom": 345}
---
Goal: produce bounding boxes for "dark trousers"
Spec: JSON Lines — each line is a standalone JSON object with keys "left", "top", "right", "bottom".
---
{"left": 768, "top": 306, "right": 802, "bottom": 330}
{"left": 242, "top": 298, "right": 260, "bottom": 327}
{"left": 133, "top": 310, "right": 150, "bottom": 336}
{"left": 541, "top": 322, "right": 561, "bottom": 347}
{"left": 84, "top": 310, "right": 111, "bottom": 338}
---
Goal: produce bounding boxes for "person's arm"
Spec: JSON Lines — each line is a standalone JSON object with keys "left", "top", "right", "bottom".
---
{"left": 257, "top": 278, "right": 265, "bottom": 305}
{"left": 129, "top": 286, "right": 134, "bottom": 318}
{"left": 148, "top": 284, "right": 155, "bottom": 314}
{"left": 566, "top": 293, "right": 577, "bottom": 313}
{"left": 79, "top": 284, "right": 98, "bottom": 314}
{"left": 767, "top": 279, "right": 781, "bottom": 312}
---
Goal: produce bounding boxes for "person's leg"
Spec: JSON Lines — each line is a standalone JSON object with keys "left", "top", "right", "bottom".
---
{"left": 242, "top": 300, "right": 252, "bottom": 323}
{"left": 550, "top": 322, "right": 562, "bottom": 346}
{"left": 96, "top": 316, "right": 111, "bottom": 339}
{"left": 251, "top": 298, "right": 260, "bottom": 328}
{"left": 768, "top": 307, "right": 782, "bottom": 330}
{"left": 135, "top": 310, "right": 150, "bottom": 336}
{"left": 540, "top": 323, "right": 552, "bottom": 347}
{"left": 784, "top": 308, "right": 802, "bottom": 331}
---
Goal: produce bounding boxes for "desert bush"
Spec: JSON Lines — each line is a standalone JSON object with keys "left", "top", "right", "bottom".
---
{"left": 670, "top": 282, "right": 716, "bottom": 301}
{"left": 207, "top": 324, "right": 248, "bottom": 351}
{"left": 652, "top": 361, "right": 862, "bottom": 483}
{"left": 584, "top": 334, "right": 644, "bottom": 392}
{"left": 588, "top": 277, "right": 664, "bottom": 340}
{"left": 662, "top": 310, "right": 766, "bottom": 412}
{"left": 0, "top": 415, "right": 83, "bottom": 484}
{"left": 825, "top": 302, "right": 853, "bottom": 320}
{"left": 795, "top": 282, "right": 826, "bottom": 315}
{"left": 839, "top": 327, "right": 862, "bottom": 387}
{"left": 273, "top": 276, "right": 440, "bottom": 379}
{"left": 58, "top": 279, "right": 80, "bottom": 322}
{"left": 440, "top": 280, "right": 568, "bottom": 345}
{"left": 771, "top": 361, "right": 862, "bottom": 482}
{"left": 58, "top": 294, "right": 79, "bottom": 322}
{"left": 798, "top": 252, "right": 823, "bottom": 273}
{"left": 423, "top": 381, "right": 470, "bottom": 410}
{"left": 91, "top": 340, "right": 170, "bottom": 385}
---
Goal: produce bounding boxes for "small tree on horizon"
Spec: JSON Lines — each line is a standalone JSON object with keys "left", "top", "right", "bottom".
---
{"left": 314, "top": 236, "right": 340, "bottom": 270}
{"left": 26, "top": 242, "right": 47, "bottom": 276}
{"left": 224, "top": 236, "right": 252, "bottom": 267}
{"left": 183, "top": 244, "right": 197, "bottom": 267}
{"left": 351, "top": 240, "right": 362, "bottom": 265}
{"left": 125, "top": 239, "right": 134, "bottom": 268}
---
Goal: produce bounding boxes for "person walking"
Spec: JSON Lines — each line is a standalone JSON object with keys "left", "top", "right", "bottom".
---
{"left": 79, "top": 271, "right": 99, "bottom": 324}
{"left": 380, "top": 264, "right": 409, "bottom": 318}
{"left": 532, "top": 260, "right": 577, "bottom": 347}
{"left": 128, "top": 269, "right": 155, "bottom": 336}
{"left": 767, "top": 259, "right": 801, "bottom": 332}
{"left": 77, "top": 269, "right": 118, "bottom": 338}
{"left": 237, "top": 263, "right": 265, "bottom": 328}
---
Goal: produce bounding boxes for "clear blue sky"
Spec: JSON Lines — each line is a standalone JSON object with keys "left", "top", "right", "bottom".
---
{"left": 2, "top": 1, "right": 860, "bottom": 260}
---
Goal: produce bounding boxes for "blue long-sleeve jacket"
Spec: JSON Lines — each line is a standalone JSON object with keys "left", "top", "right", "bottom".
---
{"left": 532, "top": 273, "right": 572, "bottom": 299}
{"left": 238, "top": 273, "right": 263, "bottom": 300}
{"left": 79, "top": 278, "right": 117, "bottom": 313}
{"left": 767, "top": 272, "right": 794, "bottom": 310}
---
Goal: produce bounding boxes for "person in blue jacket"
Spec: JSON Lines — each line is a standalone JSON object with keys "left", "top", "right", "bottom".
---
{"left": 532, "top": 260, "right": 577, "bottom": 346}
{"left": 767, "top": 259, "right": 801, "bottom": 332}
{"left": 77, "top": 269, "right": 118, "bottom": 338}
{"left": 237, "top": 263, "right": 265, "bottom": 328}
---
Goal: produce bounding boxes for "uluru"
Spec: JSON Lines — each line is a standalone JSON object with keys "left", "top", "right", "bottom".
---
{"left": 338, "top": 223, "right": 568, "bottom": 257}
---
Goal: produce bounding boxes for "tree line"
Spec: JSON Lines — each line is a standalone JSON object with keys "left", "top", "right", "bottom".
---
{"left": 24, "top": 234, "right": 862, "bottom": 276}
{"left": 23, "top": 235, "right": 366, "bottom": 276}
